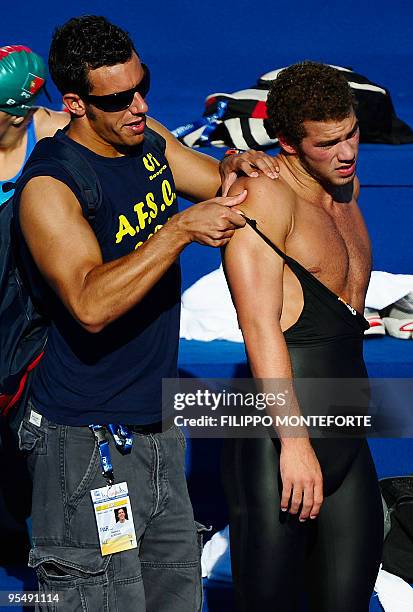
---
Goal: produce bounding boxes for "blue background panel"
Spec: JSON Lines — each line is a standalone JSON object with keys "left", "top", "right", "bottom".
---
{"left": 1, "top": 2, "right": 413, "bottom": 609}
{"left": 3, "top": 0, "right": 413, "bottom": 128}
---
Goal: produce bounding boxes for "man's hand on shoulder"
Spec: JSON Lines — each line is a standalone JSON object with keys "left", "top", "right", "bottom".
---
{"left": 220, "top": 150, "right": 280, "bottom": 196}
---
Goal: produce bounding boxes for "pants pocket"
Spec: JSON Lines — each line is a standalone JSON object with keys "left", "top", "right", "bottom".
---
{"left": 29, "top": 546, "right": 111, "bottom": 612}
{"left": 18, "top": 419, "right": 47, "bottom": 455}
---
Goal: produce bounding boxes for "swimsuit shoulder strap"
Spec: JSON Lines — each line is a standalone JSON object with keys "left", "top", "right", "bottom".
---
{"left": 244, "top": 215, "right": 309, "bottom": 279}
{"left": 244, "top": 216, "right": 290, "bottom": 262}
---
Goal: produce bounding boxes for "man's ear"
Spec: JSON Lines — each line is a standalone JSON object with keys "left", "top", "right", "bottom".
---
{"left": 278, "top": 134, "right": 298, "bottom": 154}
{"left": 62, "top": 93, "right": 87, "bottom": 117}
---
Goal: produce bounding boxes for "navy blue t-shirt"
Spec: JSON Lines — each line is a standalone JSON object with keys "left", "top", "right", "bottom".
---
{"left": 14, "top": 127, "right": 181, "bottom": 425}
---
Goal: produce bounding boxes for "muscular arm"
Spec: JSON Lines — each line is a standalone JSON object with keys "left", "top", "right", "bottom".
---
{"left": 19, "top": 176, "right": 245, "bottom": 333}
{"left": 224, "top": 176, "right": 294, "bottom": 379}
{"left": 224, "top": 176, "right": 323, "bottom": 519}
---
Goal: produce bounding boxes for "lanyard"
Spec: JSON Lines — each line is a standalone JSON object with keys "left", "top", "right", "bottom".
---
{"left": 172, "top": 100, "right": 228, "bottom": 145}
{"left": 89, "top": 424, "right": 134, "bottom": 485}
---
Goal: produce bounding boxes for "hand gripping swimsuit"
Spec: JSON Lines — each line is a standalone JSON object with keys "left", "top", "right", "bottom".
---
{"left": 222, "top": 218, "right": 383, "bottom": 612}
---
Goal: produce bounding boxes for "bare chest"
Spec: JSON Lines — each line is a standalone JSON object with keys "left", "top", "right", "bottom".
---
{"left": 285, "top": 198, "right": 371, "bottom": 310}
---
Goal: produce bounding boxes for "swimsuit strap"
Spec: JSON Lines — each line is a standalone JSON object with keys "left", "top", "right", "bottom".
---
{"left": 24, "top": 120, "right": 37, "bottom": 165}
{"left": 244, "top": 216, "right": 291, "bottom": 260}
{"left": 243, "top": 215, "right": 368, "bottom": 329}
{"left": 0, "top": 120, "right": 38, "bottom": 206}
{"left": 244, "top": 215, "right": 309, "bottom": 273}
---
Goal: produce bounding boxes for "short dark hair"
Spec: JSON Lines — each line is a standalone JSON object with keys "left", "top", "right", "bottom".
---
{"left": 116, "top": 507, "right": 128, "bottom": 521}
{"left": 267, "top": 61, "right": 356, "bottom": 146}
{"left": 49, "top": 15, "right": 136, "bottom": 98}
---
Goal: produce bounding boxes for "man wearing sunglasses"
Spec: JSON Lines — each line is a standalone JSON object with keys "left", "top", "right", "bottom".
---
{"left": 12, "top": 14, "right": 278, "bottom": 612}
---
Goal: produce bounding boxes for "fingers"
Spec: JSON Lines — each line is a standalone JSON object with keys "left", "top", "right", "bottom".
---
{"left": 299, "top": 482, "right": 314, "bottom": 522}
{"left": 281, "top": 478, "right": 323, "bottom": 521}
{"left": 249, "top": 154, "right": 280, "bottom": 179}
{"left": 219, "top": 151, "right": 279, "bottom": 195}
{"left": 280, "top": 479, "right": 293, "bottom": 512}
{"left": 289, "top": 485, "right": 304, "bottom": 516}
{"left": 297, "top": 477, "right": 323, "bottom": 521}
{"left": 230, "top": 153, "right": 280, "bottom": 180}
{"left": 203, "top": 229, "right": 236, "bottom": 248}
{"left": 225, "top": 209, "right": 247, "bottom": 228}
{"left": 310, "top": 479, "right": 324, "bottom": 520}
{"left": 216, "top": 189, "right": 248, "bottom": 207}
{"left": 221, "top": 171, "right": 237, "bottom": 197}
{"left": 183, "top": 192, "right": 247, "bottom": 247}
{"left": 235, "top": 158, "right": 279, "bottom": 179}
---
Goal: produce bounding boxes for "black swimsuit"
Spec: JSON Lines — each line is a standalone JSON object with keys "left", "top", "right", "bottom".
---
{"left": 222, "top": 218, "right": 383, "bottom": 612}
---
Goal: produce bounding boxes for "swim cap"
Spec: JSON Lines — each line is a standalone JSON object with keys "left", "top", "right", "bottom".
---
{"left": 0, "top": 45, "right": 47, "bottom": 116}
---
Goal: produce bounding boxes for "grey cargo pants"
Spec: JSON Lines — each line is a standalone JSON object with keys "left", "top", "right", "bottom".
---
{"left": 19, "top": 401, "right": 205, "bottom": 611}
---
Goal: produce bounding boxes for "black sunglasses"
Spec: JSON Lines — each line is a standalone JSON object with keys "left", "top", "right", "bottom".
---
{"left": 85, "top": 63, "right": 150, "bottom": 112}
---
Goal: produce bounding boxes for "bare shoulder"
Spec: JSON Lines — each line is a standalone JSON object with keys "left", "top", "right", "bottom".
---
{"left": 33, "top": 107, "right": 70, "bottom": 139}
{"left": 146, "top": 116, "right": 185, "bottom": 155}
{"left": 146, "top": 116, "right": 170, "bottom": 138}
{"left": 20, "top": 175, "right": 82, "bottom": 228}
{"left": 145, "top": 116, "right": 219, "bottom": 201}
{"left": 146, "top": 115, "right": 188, "bottom": 157}
{"left": 353, "top": 175, "right": 360, "bottom": 199}
{"left": 228, "top": 174, "right": 295, "bottom": 230}
{"left": 19, "top": 176, "right": 97, "bottom": 271}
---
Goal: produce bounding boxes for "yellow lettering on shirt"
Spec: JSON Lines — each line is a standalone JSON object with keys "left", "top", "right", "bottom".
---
{"left": 134, "top": 202, "right": 150, "bottom": 230}
{"left": 116, "top": 215, "right": 136, "bottom": 243}
{"left": 149, "top": 164, "right": 167, "bottom": 181}
{"left": 143, "top": 153, "right": 161, "bottom": 172}
{"left": 162, "top": 179, "right": 176, "bottom": 208}
{"left": 134, "top": 224, "right": 164, "bottom": 250}
{"left": 146, "top": 192, "right": 158, "bottom": 219}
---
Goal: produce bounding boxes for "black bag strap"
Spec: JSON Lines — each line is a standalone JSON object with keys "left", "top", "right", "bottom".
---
{"left": 22, "top": 130, "right": 103, "bottom": 222}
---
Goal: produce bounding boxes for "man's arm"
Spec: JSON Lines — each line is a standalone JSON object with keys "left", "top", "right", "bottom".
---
{"left": 146, "top": 117, "right": 279, "bottom": 201}
{"left": 19, "top": 177, "right": 246, "bottom": 333}
{"left": 223, "top": 176, "right": 323, "bottom": 521}
{"left": 33, "top": 107, "right": 70, "bottom": 138}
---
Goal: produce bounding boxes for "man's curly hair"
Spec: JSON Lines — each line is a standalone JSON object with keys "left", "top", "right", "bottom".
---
{"left": 267, "top": 62, "right": 356, "bottom": 147}
{"left": 49, "top": 16, "right": 136, "bottom": 98}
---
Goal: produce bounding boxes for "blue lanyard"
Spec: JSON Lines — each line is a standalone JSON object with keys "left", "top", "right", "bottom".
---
{"left": 172, "top": 100, "right": 228, "bottom": 145}
{"left": 89, "top": 424, "right": 134, "bottom": 485}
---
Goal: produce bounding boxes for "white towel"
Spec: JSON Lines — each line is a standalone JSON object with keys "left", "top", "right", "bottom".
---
{"left": 374, "top": 566, "right": 413, "bottom": 611}
{"left": 180, "top": 267, "right": 413, "bottom": 342}
{"left": 201, "top": 525, "right": 232, "bottom": 581}
{"left": 366, "top": 272, "right": 413, "bottom": 310}
{"left": 180, "top": 265, "right": 242, "bottom": 342}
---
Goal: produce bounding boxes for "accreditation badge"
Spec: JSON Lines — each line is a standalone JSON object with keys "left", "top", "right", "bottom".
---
{"left": 90, "top": 481, "right": 137, "bottom": 556}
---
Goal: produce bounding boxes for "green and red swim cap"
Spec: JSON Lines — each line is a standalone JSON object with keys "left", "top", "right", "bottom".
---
{"left": 0, "top": 45, "right": 47, "bottom": 116}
